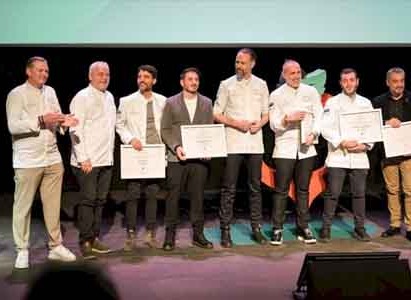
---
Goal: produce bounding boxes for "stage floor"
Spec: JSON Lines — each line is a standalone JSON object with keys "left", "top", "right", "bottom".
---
{"left": 0, "top": 194, "right": 410, "bottom": 300}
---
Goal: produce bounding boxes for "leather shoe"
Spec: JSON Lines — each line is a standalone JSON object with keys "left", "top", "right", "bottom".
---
{"left": 163, "top": 227, "right": 176, "bottom": 251}
{"left": 193, "top": 232, "right": 213, "bottom": 249}
{"left": 220, "top": 227, "right": 233, "bottom": 248}
{"left": 251, "top": 226, "right": 267, "bottom": 244}
{"left": 381, "top": 227, "right": 401, "bottom": 238}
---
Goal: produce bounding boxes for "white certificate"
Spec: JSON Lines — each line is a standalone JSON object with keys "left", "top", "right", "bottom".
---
{"left": 181, "top": 124, "right": 227, "bottom": 159}
{"left": 383, "top": 121, "right": 411, "bottom": 158}
{"left": 300, "top": 113, "right": 318, "bottom": 145}
{"left": 120, "top": 144, "right": 166, "bottom": 179}
{"left": 339, "top": 109, "right": 383, "bottom": 143}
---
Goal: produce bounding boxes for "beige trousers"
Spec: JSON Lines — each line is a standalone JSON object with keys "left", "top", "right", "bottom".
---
{"left": 13, "top": 162, "right": 64, "bottom": 250}
{"left": 382, "top": 159, "right": 411, "bottom": 231}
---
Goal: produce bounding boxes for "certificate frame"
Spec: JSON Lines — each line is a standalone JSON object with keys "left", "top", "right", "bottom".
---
{"left": 120, "top": 144, "right": 166, "bottom": 179}
{"left": 339, "top": 109, "right": 383, "bottom": 143}
{"left": 382, "top": 121, "right": 411, "bottom": 158}
{"left": 181, "top": 124, "right": 227, "bottom": 159}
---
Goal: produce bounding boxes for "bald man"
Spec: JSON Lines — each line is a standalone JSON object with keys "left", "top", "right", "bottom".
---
{"left": 269, "top": 60, "right": 323, "bottom": 245}
{"left": 69, "top": 61, "right": 117, "bottom": 258}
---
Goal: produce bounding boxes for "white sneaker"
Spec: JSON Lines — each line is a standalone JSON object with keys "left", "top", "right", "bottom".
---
{"left": 48, "top": 245, "right": 76, "bottom": 262}
{"left": 15, "top": 249, "right": 29, "bottom": 269}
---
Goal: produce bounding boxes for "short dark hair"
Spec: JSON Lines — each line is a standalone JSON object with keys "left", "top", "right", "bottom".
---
{"left": 180, "top": 67, "right": 201, "bottom": 80}
{"left": 340, "top": 68, "right": 357, "bottom": 78}
{"left": 138, "top": 64, "right": 158, "bottom": 79}
{"left": 238, "top": 48, "right": 257, "bottom": 61}
{"left": 26, "top": 56, "right": 47, "bottom": 69}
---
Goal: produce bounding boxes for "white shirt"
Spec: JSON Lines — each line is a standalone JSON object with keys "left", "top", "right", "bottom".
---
{"left": 269, "top": 83, "right": 323, "bottom": 159}
{"left": 213, "top": 75, "right": 269, "bottom": 154}
{"left": 184, "top": 96, "right": 198, "bottom": 123}
{"left": 69, "top": 85, "right": 116, "bottom": 167}
{"left": 116, "top": 91, "right": 166, "bottom": 145}
{"left": 322, "top": 92, "right": 373, "bottom": 169}
{"left": 6, "top": 82, "right": 63, "bottom": 168}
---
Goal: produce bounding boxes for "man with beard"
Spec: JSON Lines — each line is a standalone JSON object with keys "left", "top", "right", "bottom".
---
{"left": 160, "top": 67, "right": 214, "bottom": 251}
{"left": 373, "top": 67, "right": 411, "bottom": 242}
{"left": 116, "top": 65, "right": 166, "bottom": 250}
{"left": 69, "top": 61, "right": 117, "bottom": 258}
{"left": 319, "top": 68, "right": 373, "bottom": 242}
{"left": 6, "top": 56, "right": 77, "bottom": 268}
{"left": 214, "top": 48, "right": 269, "bottom": 248}
{"left": 269, "top": 60, "right": 323, "bottom": 246}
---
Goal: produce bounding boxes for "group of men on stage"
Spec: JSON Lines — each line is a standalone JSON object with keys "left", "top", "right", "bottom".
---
{"left": 6, "top": 49, "right": 411, "bottom": 269}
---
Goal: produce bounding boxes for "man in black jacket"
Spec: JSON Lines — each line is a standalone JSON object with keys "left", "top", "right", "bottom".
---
{"left": 373, "top": 67, "right": 411, "bottom": 242}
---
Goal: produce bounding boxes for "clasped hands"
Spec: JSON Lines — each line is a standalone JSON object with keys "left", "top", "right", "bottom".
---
{"left": 340, "top": 140, "right": 368, "bottom": 153}
{"left": 41, "top": 112, "right": 79, "bottom": 128}
{"left": 235, "top": 120, "right": 262, "bottom": 134}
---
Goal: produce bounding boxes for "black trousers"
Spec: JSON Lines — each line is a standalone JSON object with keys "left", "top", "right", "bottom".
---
{"left": 72, "top": 166, "right": 112, "bottom": 244}
{"left": 272, "top": 157, "right": 315, "bottom": 230}
{"left": 322, "top": 167, "right": 368, "bottom": 230}
{"left": 125, "top": 179, "right": 162, "bottom": 231}
{"left": 219, "top": 154, "right": 263, "bottom": 229}
{"left": 164, "top": 161, "right": 208, "bottom": 227}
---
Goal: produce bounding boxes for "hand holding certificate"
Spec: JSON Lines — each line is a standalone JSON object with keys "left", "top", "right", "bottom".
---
{"left": 300, "top": 112, "right": 318, "bottom": 145}
{"left": 181, "top": 124, "right": 227, "bottom": 159}
{"left": 120, "top": 144, "right": 166, "bottom": 179}
{"left": 383, "top": 121, "right": 411, "bottom": 158}
{"left": 339, "top": 109, "right": 383, "bottom": 143}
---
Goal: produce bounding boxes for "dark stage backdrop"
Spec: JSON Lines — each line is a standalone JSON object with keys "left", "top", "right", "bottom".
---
{"left": 1, "top": 46, "right": 408, "bottom": 197}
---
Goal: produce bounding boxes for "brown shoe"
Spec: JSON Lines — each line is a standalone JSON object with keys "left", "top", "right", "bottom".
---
{"left": 91, "top": 238, "right": 111, "bottom": 254}
{"left": 145, "top": 230, "right": 158, "bottom": 248}
{"left": 124, "top": 230, "right": 137, "bottom": 252}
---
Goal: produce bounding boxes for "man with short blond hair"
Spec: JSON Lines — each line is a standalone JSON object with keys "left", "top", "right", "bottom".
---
{"left": 6, "top": 56, "right": 77, "bottom": 268}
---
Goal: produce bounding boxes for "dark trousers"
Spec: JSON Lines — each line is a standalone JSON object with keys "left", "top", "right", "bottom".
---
{"left": 126, "top": 179, "right": 161, "bottom": 231}
{"left": 322, "top": 167, "right": 368, "bottom": 230}
{"left": 164, "top": 161, "right": 208, "bottom": 227}
{"left": 72, "top": 166, "right": 112, "bottom": 244}
{"left": 272, "top": 157, "right": 315, "bottom": 230}
{"left": 219, "top": 154, "right": 263, "bottom": 229}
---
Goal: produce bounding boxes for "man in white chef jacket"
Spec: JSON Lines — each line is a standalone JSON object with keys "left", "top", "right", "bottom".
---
{"left": 269, "top": 60, "right": 323, "bottom": 246}
{"left": 214, "top": 48, "right": 269, "bottom": 248}
{"left": 69, "top": 61, "right": 117, "bottom": 258}
{"left": 319, "top": 68, "right": 374, "bottom": 243}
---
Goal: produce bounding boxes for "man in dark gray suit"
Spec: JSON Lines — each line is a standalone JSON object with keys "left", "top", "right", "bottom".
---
{"left": 161, "top": 67, "right": 214, "bottom": 251}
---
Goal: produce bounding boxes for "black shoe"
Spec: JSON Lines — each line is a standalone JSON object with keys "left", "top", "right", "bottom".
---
{"left": 251, "top": 226, "right": 267, "bottom": 245}
{"left": 297, "top": 227, "right": 317, "bottom": 244}
{"left": 80, "top": 241, "right": 96, "bottom": 260}
{"left": 270, "top": 229, "right": 283, "bottom": 246}
{"left": 353, "top": 228, "right": 371, "bottom": 242}
{"left": 381, "top": 227, "right": 401, "bottom": 238}
{"left": 220, "top": 227, "right": 233, "bottom": 248}
{"left": 406, "top": 231, "right": 411, "bottom": 242}
{"left": 193, "top": 232, "right": 213, "bottom": 249}
{"left": 319, "top": 227, "right": 331, "bottom": 243}
{"left": 163, "top": 227, "right": 176, "bottom": 251}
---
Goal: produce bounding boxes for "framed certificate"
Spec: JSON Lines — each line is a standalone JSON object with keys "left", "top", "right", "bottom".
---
{"left": 383, "top": 121, "right": 411, "bottom": 158}
{"left": 339, "top": 109, "right": 383, "bottom": 143}
{"left": 181, "top": 124, "right": 227, "bottom": 159}
{"left": 120, "top": 144, "right": 166, "bottom": 179}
